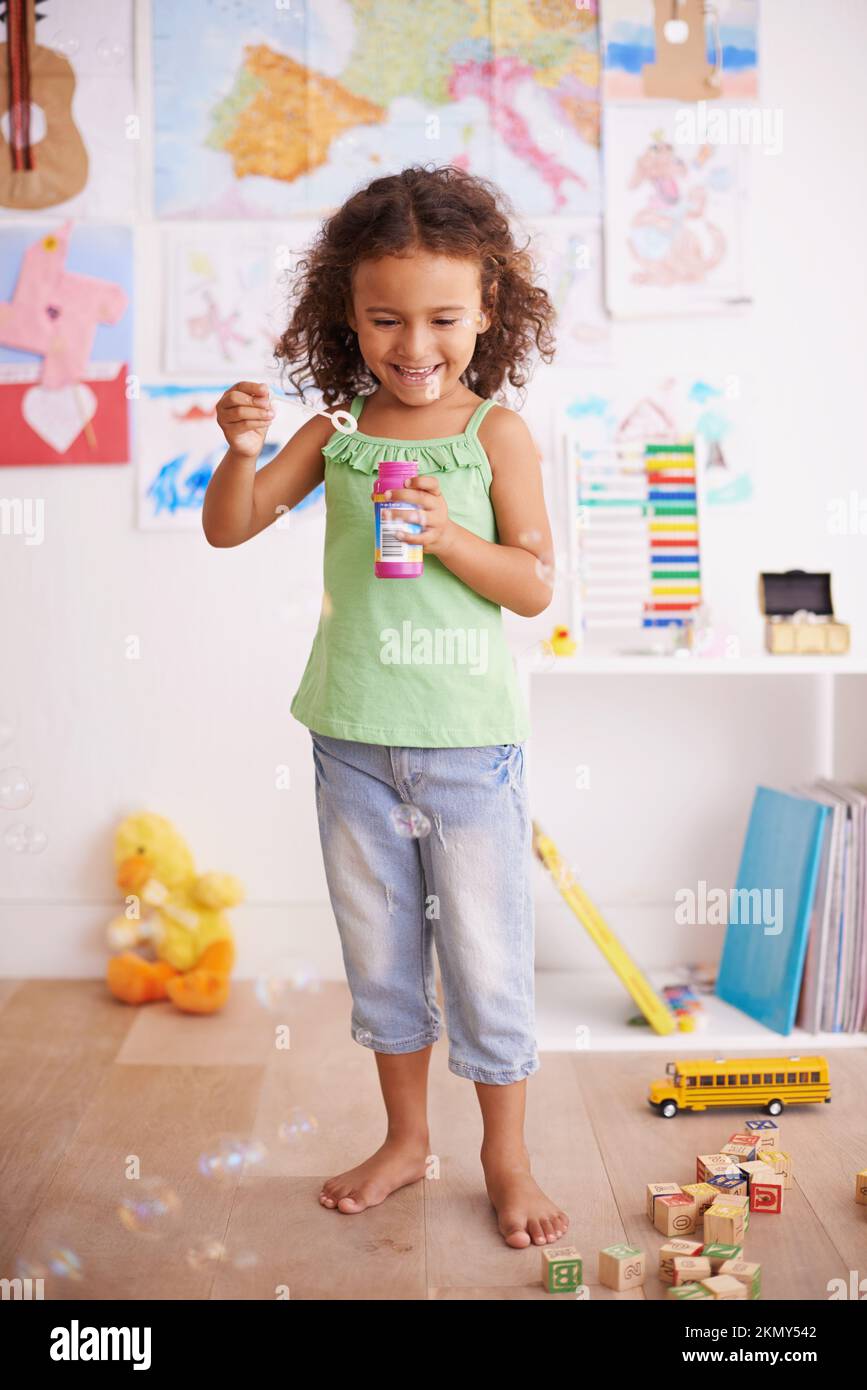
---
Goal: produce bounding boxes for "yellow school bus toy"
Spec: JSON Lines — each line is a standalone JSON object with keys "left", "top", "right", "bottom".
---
{"left": 649, "top": 1056, "right": 831, "bottom": 1119}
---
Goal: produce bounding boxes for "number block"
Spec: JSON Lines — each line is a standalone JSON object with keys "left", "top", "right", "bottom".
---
{"left": 541, "top": 1245, "right": 583, "bottom": 1294}
{"left": 654, "top": 1192, "right": 698, "bottom": 1236}
{"left": 598, "top": 1243, "right": 645, "bottom": 1291}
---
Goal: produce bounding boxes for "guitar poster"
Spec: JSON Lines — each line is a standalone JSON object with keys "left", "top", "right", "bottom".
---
{"left": 0, "top": 220, "right": 132, "bottom": 464}
{"left": 0, "top": 0, "right": 135, "bottom": 219}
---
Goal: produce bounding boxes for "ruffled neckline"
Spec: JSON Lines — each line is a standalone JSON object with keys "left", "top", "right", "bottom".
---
{"left": 321, "top": 398, "right": 491, "bottom": 476}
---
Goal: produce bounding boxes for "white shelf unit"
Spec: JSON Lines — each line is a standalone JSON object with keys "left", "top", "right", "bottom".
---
{"left": 524, "top": 656, "right": 867, "bottom": 1053}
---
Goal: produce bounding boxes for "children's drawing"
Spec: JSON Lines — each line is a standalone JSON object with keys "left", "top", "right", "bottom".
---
{"left": 525, "top": 217, "right": 612, "bottom": 365}
{"left": 137, "top": 385, "right": 325, "bottom": 531}
{"left": 603, "top": 105, "right": 750, "bottom": 316}
{"left": 152, "top": 0, "right": 601, "bottom": 219}
{"left": 0, "top": 220, "right": 131, "bottom": 464}
{"left": 0, "top": 0, "right": 135, "bottom": 217}
{"left": 601, "top": 0, "right": 759, "bottom": 103}
{"left": 163, "top": 224, "right": 320, "bottom": 374}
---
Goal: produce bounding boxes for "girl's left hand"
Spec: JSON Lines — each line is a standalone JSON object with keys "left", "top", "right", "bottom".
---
{"left": 371, "top": 475, "right": 456, "bottom": 558}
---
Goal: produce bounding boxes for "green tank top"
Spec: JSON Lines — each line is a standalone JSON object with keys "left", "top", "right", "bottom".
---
{"left": 290, "top": 392, "right": 531, "bottom": 747}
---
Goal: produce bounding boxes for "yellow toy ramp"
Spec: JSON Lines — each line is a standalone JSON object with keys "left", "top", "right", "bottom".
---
{"left": 532, "top": 821, "right": 677, "bottom": 1037}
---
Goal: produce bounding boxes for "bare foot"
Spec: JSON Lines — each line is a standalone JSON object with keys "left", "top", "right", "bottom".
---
{"left": 319, "top": 1135, "right": 429, "bottom": 1214}
{"left": 481, "top": 1146, "right": 570, "bottom": 1249}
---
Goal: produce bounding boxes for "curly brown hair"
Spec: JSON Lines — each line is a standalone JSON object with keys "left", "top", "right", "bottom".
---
{"left": 273, "top": 163, "right": 556, "bottom": 410}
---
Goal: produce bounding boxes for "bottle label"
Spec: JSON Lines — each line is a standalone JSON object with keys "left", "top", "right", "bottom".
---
{"left": 374, "top": 500, "right": 423, "bottom": 565}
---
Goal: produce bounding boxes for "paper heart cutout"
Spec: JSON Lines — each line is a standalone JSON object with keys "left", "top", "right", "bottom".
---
{"left": 22, "top": 382, "right": 97, "bottom": 454}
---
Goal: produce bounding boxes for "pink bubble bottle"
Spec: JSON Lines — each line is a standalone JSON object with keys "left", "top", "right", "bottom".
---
{"left": 373, "top": 460, "right": 423, "bottom": 578}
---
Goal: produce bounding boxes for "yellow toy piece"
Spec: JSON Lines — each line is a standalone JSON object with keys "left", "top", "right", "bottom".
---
{"left": 544, "top": 625, "right": 578, "bottom": 656}
{"left": 106, "top": 812, "right": 243, "bottom": 1015}
{"left": 532, "top": 822, "right": 677, "bottom": 1035}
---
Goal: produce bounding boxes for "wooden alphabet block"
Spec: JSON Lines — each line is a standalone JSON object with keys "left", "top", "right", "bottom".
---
{"left": 672, "top": 1256, "right": 712, "bottom": 1286}
{"left": 598, "top": 1243, "right": 645, "bottom": 1291}
{"left": 727, "top": 1132, "right": 760, "bottom": 1160}
{"left": 654, "top": 1192, "right": 698, "bottom": 1236}
{"left": 707, "top": 1172, "right": 748, "bottom": 1199}
{"left": 750, "top": 1173, "right": 784, "bottom": 1213}
{"left": 759, "top": 1149, "right": 792, "bottom": 1189}
{"left": 681, "top": 1182, "right": 719, "bottom": 1219}
{"left": 659, "top": 1239, "right": 705, "bottom": 1285}
{"left": 744, "top": 1119, "right": 780, "bottom": 1151}
{"left": 702, "top": 1241, "right": 743, "bottom": 1272}
{"left": 541, "top": 1245, "right": 583, "bottom": 1294}
{"left": 700, "top": 1274, "right": 749, "bottom": 1300}
{"left": 646, "top": 1182, "right": 682, "bottom": 1221}
{"left": 856, "top": 1170, "right": 867, "bottom": 1205}
{"left": 697, "top": 1153, "right": 742, "bottom": 1184}
{"left": 703, "top": 1202, "right": 747, "bottom": 1245}
{"left": 668, "top": 1281, "right": 713, "bottom": 1299}
{"left": 722, "top": 1141, "right": 757, "bottom": 1161}
{"left": 719, "top": 1258, "right": 762, "bottom": 1300}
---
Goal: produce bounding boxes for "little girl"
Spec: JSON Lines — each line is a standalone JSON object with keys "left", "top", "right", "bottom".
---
{"left": 203, "top": 164, "right": 567, "bottom": 1250}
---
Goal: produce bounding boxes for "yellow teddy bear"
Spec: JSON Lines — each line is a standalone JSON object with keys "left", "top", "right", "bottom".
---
{"left": 106, "top": 812, "right": 243, "bottom": 1015}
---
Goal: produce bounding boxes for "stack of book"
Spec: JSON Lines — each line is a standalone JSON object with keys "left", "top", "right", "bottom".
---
{"left": 716, "top": 782, "right": 866, "bottom": 1036}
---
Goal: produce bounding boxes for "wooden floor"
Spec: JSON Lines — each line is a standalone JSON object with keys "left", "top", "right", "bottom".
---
{"left": 1, "top": 978, "right": 866, "bottom": 1301}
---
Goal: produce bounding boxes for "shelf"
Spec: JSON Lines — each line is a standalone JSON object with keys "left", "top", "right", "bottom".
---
{"left": 527, "top": 654, "right": 867, "bottom": 676}
{"left": 535, "top": 970, "right": 867, "bottom": 1054}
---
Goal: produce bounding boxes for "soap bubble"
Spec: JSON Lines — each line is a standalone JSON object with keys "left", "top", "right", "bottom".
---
{"left": 48, "top": 1247, "right": 83, "bottom": 1280}
{"left": 17, "top": 1245, "right": 83, "bottom": 1282}
{"left": 0, "top": 766, "right": 33, "bottom": 810}
{"left": 355, "top": 1028, "right": 373, "bottom": 1046}
{"left": 117, "top": 1177, "right": 181, "bottom": 1236}
{"left": 278, "top": 1107, "right": 319, "bottom": 1143}
{"left": 4, "top": 822, "right": 48, "bottom": 854}
{"left": 519, "top": 529, "right": 542, "bottom": 548}
{"left": 198, "top": 1135, "right": 266, "bottom": 1181}
{"left": 255, "top": 958, "right": 321, "bottom": 1009}
{"left": 534, "top": 557, "right": 556, "bottom": 587}
{"left": 390, "top": 803, "right": 431, "bottom": 839}
{"left": 232, "top": 1250, "right": 259, "bottom": 1270}
{"left": 95, "top": 38, "right": 126, "bottom": 64}
{"left": 186, "top": 1239, "right": 228, "bottom": 1269}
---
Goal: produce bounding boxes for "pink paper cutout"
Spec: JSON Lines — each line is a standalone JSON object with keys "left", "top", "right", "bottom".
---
{"left": 0, "top": 221, "right": 128, "bottom": 389}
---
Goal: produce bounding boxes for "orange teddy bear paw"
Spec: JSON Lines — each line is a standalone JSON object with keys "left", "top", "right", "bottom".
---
{"left": 166, "top": 969, "right": 230, "bottom": 1015}
{"left": 107, "top": 952, "right": 177, "bottom": 1005}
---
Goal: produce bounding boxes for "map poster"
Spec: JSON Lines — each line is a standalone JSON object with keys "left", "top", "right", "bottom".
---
{"left": 152, "top": 0, "right": 602, "bottom": 219}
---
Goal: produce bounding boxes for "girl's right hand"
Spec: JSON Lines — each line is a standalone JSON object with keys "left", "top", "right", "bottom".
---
{"left": 215, "top": 381, "right": 276, "bottom": 459}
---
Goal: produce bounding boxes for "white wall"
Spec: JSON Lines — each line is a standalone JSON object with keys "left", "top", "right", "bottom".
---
{"left": 1, "top": 0, "right": 866, "bottom": 977}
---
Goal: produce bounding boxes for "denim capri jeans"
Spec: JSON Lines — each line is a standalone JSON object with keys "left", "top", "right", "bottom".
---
{"left": 310, "top": 732, "right": 539, "bottom": 1085}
